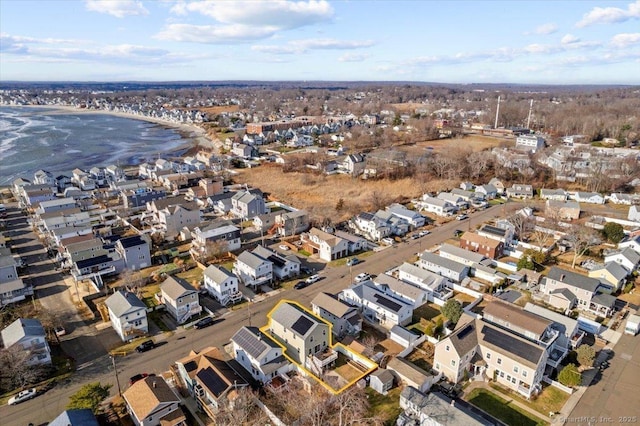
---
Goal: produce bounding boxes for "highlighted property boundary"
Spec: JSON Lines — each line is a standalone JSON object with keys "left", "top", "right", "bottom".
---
{"left": 261, "top": 299, "right": 377, "bottom": 395}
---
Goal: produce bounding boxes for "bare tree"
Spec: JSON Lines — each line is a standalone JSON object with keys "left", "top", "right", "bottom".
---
{"left": 215, "top": 387, "right": 268, "bottom": 425}
{"left": 566, "top": 225, "right": 600, "bottom": 269}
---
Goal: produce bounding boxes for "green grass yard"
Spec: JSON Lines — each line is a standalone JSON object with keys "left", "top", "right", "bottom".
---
{"left": 365, "top": 387, "right": 403, "bottom": 426}
{"left": 466, "top": 388, "right": 546, "bottom": 426}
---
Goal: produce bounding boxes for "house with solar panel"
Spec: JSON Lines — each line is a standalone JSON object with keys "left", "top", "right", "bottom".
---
{"left": 252, "top": 245, "right": 300, "bottom": 280}
{"left": 115, "top": 235, "right": 151, "bottom": 271}
{"left": 174, "top": 346, "right": 249, "bottom": 420}
{"left": 339, "top": 280, "right": 413, "bottom": 329}
{"left": 231, "top": 326, "right": 292, "bottom": 384}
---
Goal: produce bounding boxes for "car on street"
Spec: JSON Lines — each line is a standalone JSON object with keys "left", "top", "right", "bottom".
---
{"left": 54, "top": 326, "right": 66, "bottom": 337}
{"left": 453, "top": 229, "right": 464, "bottom": 237}
{"left": 305, "top": 274, "right": 320, "bottom": 284}
{"left": 129, "top": 373, "right": 151, "bottom": 385}
{"left": 294, "top": 281, "right": 309, "bottom": 290}
{"left": 194, "top": 317, "right": 215, "bottom": 329}
{"left": 135, "top": 340, "right": 156, "bottom": 353}
{"left": 354, "top": 272, "right": 371, "bottom": 282}
{"left": 410, "top": 234, "right": 420, "bottom": 240}
{"left": 418, "top": 230, "right": 430, "bottom": 237}
{"left": 278, "top": 244, "right": 290, "bottom": 251}
{"left": 346, "top": 257, "right": 361, "bottom": 266}
{"left": 381, "top": 237, "right": 394, "bottom": 245}
{"left": 8, "top": 388, "right": 37, "bottom": 405}
{"left": 456, "top": 214, "right": 468, "bottom": 221}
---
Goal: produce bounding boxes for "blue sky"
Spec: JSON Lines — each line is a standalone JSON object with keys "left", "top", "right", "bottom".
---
{"left": 1, "top": 0, "right": 639, "bottom": 84}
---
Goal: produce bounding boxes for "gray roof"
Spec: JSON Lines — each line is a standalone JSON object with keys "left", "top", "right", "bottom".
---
{"left": 439, "top": 243, "right": 486, "bottom": 264}
{"left": 400, "top": 387, "right": 491, "bottom": 426}
{"left": 550, "top": 288, "right": 577, "bottom": 302}
{"left": 160, "top": 276, "right": 197, "bottom": 300}
{"left": 374, "top": 273, "right": 426, "bottom": 300}
{"left": 104, "top": 290, "right": 146, "bottom": 318}
{"left": 0, "top": 255, "right": 17, "bottom": 268}
{"left": 2, "top": 318, "right": 45, "bottom": 348}
{"left": 203, "top": 265, "right": 235, "bottom": 284}
{"left": 311, "top": 292, "right": 355, "bottom": 318}
{"left": 446, "top": 318, "right": 478, "bottom": 356}
{"left": 370, "top": 368, "right": 395, "bottom": 384}
{"left": 547, "top": 267, "right": 600, "bottom": 292}
{"left": 231, "top": 326, "right": 280, "bottom": 360}
{"left": 597, "top": 262, "right": 630, "bottom": 281}
{"left": 49, "top": 409, "right": 99, "bottom": 426}
{"left": 523, "top": 302, "right": 579, "bottom": 338}
{"left": 387, "top": 357, "right": 434, "bottom": 384}
{"left": 236, "top": 250, "right": 270, "bottom": 270}
{"left": 607, "top": 247, "right": 640, "bottom": 266}
{"left": 591, "top": 293, "right": 617, "bottom": 308}
{"left": 271, "top": 302, "right": 324, "bottom": 337}
{"left": 419, "top": 252, "right": 469, "bottom": 274}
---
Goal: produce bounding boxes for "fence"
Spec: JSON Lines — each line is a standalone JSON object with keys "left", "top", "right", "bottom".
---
{"left": 542, "top": 376, "right": 574, "bottom": 394}
{"left": 452, "top": 283, "right": 483, "bottom": 299}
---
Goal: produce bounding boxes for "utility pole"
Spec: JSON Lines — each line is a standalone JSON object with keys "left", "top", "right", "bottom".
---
{"left": 111, "top": 355, "right": 122, "bottom": 396}
{"left": 494, "top": 96, "right": 501, "bottom": 129}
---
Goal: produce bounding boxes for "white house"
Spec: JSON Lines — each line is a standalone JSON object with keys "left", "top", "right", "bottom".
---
{"left": 1, "top": 318, "right": 52, "bottom": 366}
{"left": 416, "top": 196, "right": 456, "bottom": 217}
{"left": 386, "top": 203, "right": 426, "bottom": 228}
{"left": 418, "top": 252, "right": 469, "bottom": 282}
{"left": 515, "top": 135, "right": 545, "bottom": 152}
{"left": 231, "top": 326, "right": 292, "bottom": 384}
{"left": 252, "top": 245, "right": 300, "bottom": 280}
{"left": 395, "top": 263, "right": 453, "bottom": 303}
{"left": 304, "top": 228, "right": 348, "bottom": 261}
{"left": 628, "top": 205, "right": 640, "bottom": 222}
{"left": 233, "top": 250, "right": 273, "bottom": 288}
{"left": 339, "top": 280, "right": 413, "bottom": 329}
{"left": 202, "top": 265, "right": 242, "bottom": 306}
{"left": 374, "top": 273, "right": 431, "bottom": 308}
{"left": 605, "top": 247, "right": 640, "bottom": 273}
{"left": 104, "top": 291, "right": 148, "bottom": 342}
{"left": 571, "top": 191, "right": 605, "bottom": 204}
{"left": 160, "top": 276, "right": 202, "bottom": 324}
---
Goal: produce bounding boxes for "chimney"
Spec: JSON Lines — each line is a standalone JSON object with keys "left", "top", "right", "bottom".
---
{"left": 152, "top": 381, "right": 157, "bottom": 388}
{"left": 450, "top": 399, "right": 455, "bottom": 407}
{"left": 560, "top": 274, "right": 565, "bottom": 281}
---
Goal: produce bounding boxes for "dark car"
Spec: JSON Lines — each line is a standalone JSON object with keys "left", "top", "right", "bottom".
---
{"left": 194, "top": 317, "right": 214, "bottom": 329}
{"left": 129, "top": 373, "right": 148, "bottom": 385}
{"left": 135, "top": 340, "right": 155, "bottom": 353}
{"left": 294, "top": 281, "right": 309, "bottom": 290}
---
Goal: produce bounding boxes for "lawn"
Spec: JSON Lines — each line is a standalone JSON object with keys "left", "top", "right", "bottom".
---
{"left": 467, "top": 389, "right": 546, "bottom": 426}
{"left": 412, "top": 303, "right": 441, "bottom": 323}
{"left": 332, "top": 353, "right": 364, "bottom": 383}
{"left": 176, "top": 266, "right": 204, "bottom": 286}
{"left": 490, "top": 383, "right": 570, "bottom": 416}
{"left": 365, "top": 387, "right": 403, "bottom": 426}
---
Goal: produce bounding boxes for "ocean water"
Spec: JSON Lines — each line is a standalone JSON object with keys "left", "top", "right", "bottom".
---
{"left": 0, "top": 106, "right": 198, "bottom": 185}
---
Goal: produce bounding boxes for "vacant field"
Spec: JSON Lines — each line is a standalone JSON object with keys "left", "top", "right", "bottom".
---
{"left": 198, "top": 105, "right": 241, "bottom": 115}
{"left": 398, "top": 134, "right": 506, "bottom": 154}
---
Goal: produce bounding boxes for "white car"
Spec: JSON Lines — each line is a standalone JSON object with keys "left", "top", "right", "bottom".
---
{"left": 305, "top": 274, "right": 320, "bottom": 284}
{"left": 278, "top": 244, "right": 290, "bottom": 251}
{"left": 354, "top": 273, "right": 371, "bottom": 282}
{"left": 8, "top": 388, "right": 36, "bottom": 405}
{"left": 418, "top": 230, "right": 430, "bottom": 237}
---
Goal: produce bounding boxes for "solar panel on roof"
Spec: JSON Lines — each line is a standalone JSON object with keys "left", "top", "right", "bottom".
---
{"left": 373, "top": 294, "right": 402, "bottom": 312}
{"left": 234, "top": 327, "right": 268, "bottom": 359}
{"left": 196, "top": 367, "right": 228, "bottom": 397}
{"left": 291, "top": 315, "right": 314, "bottom": 335}
{"left": 481, "top": 325, "right": 542, "bottom": 364}
{"left": 183, "top": 360, "right": 198, "bottom": 372}
{"left": 457, "top": 324, "right": 474, "bottom": 339}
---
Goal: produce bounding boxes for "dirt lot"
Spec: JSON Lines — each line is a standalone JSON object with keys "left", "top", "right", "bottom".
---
{"left": 397, "top": 134, "right": 505, "bottom": 154}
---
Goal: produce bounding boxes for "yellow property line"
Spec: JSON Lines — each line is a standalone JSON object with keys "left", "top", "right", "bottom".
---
{"left": 260, "top": 299, "right": 377, "bottom": 395}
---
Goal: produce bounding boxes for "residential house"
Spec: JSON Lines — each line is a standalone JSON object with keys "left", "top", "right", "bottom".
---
{"left": 0, "top": 278, "right": 33, "bottom": 307}
{"left": 190, "top": 224, "right": 241, "bottom": 260}
{"left": 390, "top": 325, "right": 421, "bottom": 348}
{"left": 628, "top": 205, "right": 640, "bottom": 222}
{"left": 202, "top": 265, "right": 242, "bottom": 306}
{"left": 604, "top": 247, "right": 640, "bottom": 273}
{"left": 174, "top": 346, "right": 249, "bottom": 419}
{"left": 49, "top": 409, "right": 99, "bottom": 426}
{"left": 395, "top": 263, "right": 453, "bottom": 303}
{"left": 71, "top": 253, "right": 124, "bottom": 283}
{"left": 488, "top": 178, "right": 506, "bottom": 195}
{"left": 253, "top": 211, "right": 280, "bottom": 233}
{"left": 618, "top": 236, "right": 640, "bottom": 254}
{"left": 588, "top": 262, "right": 628, "bottom": 293}
{"left": 386, "top": 203, "right": 426, "bottom": 228}
{"left": 0, "top": 255, "right": 19, "bottom": 284}
{"left": 571, "top": 192, "right": 605, "bottom": 204}
{"left": 36, "top": 197, "right": 76, "bottom": 214}
{"left": 477, "top": 224, "right": 513, "bottom": 245}
{"left": 123, "top": 376, "right": 185, "bottom": 426}
{"left": 475, "top": 184, "right": 498, "bottom": 199}
{"left": 275, "top": 210, "right": 310, "bottom": 237}
{"left": 608, "top": 193, "right": 636, "bottom": 205}
{"left": 104, "top": 290, "right": 148, "bottom": 342}
{"left": 353, "top": 212, "right": 392, "bottom": 241}
{"left": 1, "top": 318, "right": 51, "bottom": 366}
{"left": 437, "top": 192, "right": 466, "bottom": 209}
{"left": 252, "top": 245, "right": 300, "bottom": 280}
{"left": 515, "top": 135, "right": 545, "bottom": 151}
{"left": 438, "top": 243, "right": 486, "bottom": 267}
{"left": 460, "top": 182, "right": 475, "bottom": 191}
{"left": 115, "top": 235, "right": 151, "bottom": 271}
{"left": 266, "top": 301, "right": 334, "bottom": 373}
{"left": 506, "top": 184, "right": 534, "bottom": 199}
{"left": 540, "top": 188, "right": 568, "bottom": 201}
{"left": 231, "top": 190, "right": 267, "bottom": 219}
{"left": 541, "top": 267, "right": 616, "bottom": 317}
{"left": 545, "top": 200, "right": 581, "bottom": 220}
{"left": 147, "top": 197, "right": 201, "bottom": 237}
{"left": 398, "top": 387, "right": 490, "bottom": 426}
{"left": 233, "top": 250, "right": 273, "bottom": 288}
{"left": 374, "top": 273, "right": 431, "bottom": 308}
{"left": 339, "top": 280, "right": 413, "bottom": 329}
{"left": 311, "top": 292, "right": 362, "bottom": 338}
{"left": 387, "top": 357, "right": 438, "bottom": 393}
{"left": 33, "top": 169, "right": 55, "bottom": 186}
{"left": 416, "top": 196, "right": 456, "bottom": 217}
{"left": 460, "top": 232, "right": 504, "bottom": 259}
{"left": 160, "top": 276, "right": 202, "bottom": 324}
{"left": 342, "top": 154, "right": 366, "bottom": 176}
{"left": 418, "top": 252, "right": 470, "bottom": 282}
{"left": 333, "top": 230, "right": 368, "bottom": 253}
{"left": 369, "top": 369, "right": 395, "bottom": 395}
{"left": 524, "top": 303, "right": 585, "bottom": 349}
{"left": 303, "top": 228, "right": 348, "bottom": 261}
{"left": 231, "top": 326, "right": 292, "bottom": 384}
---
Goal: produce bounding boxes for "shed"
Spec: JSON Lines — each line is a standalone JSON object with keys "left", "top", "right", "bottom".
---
{"left": 390, "top": 325, "right": 421, "bottom": 348}
{"left": 369, "top": 368, "right": 395, "bottom": 395}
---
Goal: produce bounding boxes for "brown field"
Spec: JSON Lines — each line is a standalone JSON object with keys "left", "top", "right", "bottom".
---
{"left": 198, "top": 105, "right": 241, "bottom": 115}
{"left": 234, "top": 165, "right": 456, "bottom": 222}
{"left": 398, "top": 134, "right": 506, "bottom": 154}
{"left": 387, "top": 102, "right": 427, "bottom": 113}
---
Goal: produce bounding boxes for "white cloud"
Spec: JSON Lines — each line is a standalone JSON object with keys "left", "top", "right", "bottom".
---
{"left": 576, "top": 0, "right": 640, "bottom": 27}
{"left": 161, "top": 1, "right": 333, "bottom": 43}
{"left": 610, "top": 32, "right": 640, "bottom": 47}
{"left": 85, "top": 0, "right": 149, "bottom": 18}
{"left": 0, "top": 33, "right": 84, "bottom": 53}
{"left": 561, "top": 34, "right": 580, "bottom": 44}
{"left": 524, "top": 43, "right": 561, "bottom": 54}
{"left": 252, "top": 38, "right": 375, "bottom": 54}
{"left": 338, "top": 53, "right": 369, "bottom": 62}
{"left": 534, "top": 23, "right": 558, "bottom": 35}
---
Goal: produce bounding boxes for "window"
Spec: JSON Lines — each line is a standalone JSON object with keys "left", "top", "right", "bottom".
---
{"left": 445, "top": 345, "right": 450, "bottom": 352}
{"left": 497, "top": 358, "right": 502, "bottom": 365}
{"left": 522, "top": 370, "right": 528, "bottom": 377}
{"left": 507, "top": 374, "right": 511, "bottom": 381}
{"left": 451, "top": 360, "right": 456, "bottom": 367}
{"left": 435, "top": 362, "right": 441, "bottom": 370}
{"left": 499, "top": 371, "right": 505, "bottom": 378}
{"left": 511, "top": 377, "right": 517, "bottom": 384}
{"left": 514, "top": 366, "right": 519, "bottom": 373}
{"left": 486, "top": 352, "right": 491, "bottom": 359}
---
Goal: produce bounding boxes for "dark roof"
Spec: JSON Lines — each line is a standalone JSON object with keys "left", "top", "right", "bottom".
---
{"left": 373, "top": 293, "right": 403, "bottom": 313}
{"left": 479, "top": 225, "right": 507, "bottom": 237}
{"left": 480, "top": 325, "right": 543, "bottom": 365}
{"left": 196, "top": 367, "right": 228, "bottom": 398}
{"left": 449, "top": 320, "right": 478, "bottom": 355}
{"left": 358, "top": 212, "right": 375, "bottom": 221}
{"left": 291, "top": 315, "right": 314, "bottom": 335}
{"left": 118, "top": 235, "right": 146, "bottom": 248}
{"left": 75, "top": 254, "right": 112, "bottom": 269}
{"left": 547, "top": 267, "right": 600, "bottom": 292}
{"left": 232, "top": 326, "right": 279, "bottom": 360}
{"left": 49, "top": 409, "right": 99, "bottom": 426}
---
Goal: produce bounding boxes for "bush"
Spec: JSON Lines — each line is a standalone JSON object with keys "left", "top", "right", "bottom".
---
{"left": 601, "top": 222, "right": 624, "bottom": 244}
{"left": 576, "top": 344, "right": 596, "bottom": 367}
{"left": 558, "top": 364, "right": 581, "bottom": 387}
{"left": 441, "top": 300, "right": 463, "bottom": 325}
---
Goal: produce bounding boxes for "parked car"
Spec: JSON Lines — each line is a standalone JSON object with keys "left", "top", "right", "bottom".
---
{"left": 194, "top": 317, "right": 215, "bottom": 329}
{"left": 305, "top": 274, "right": 320, "bottom": 284}
{"left": 7, "top": 388, "right": 37, "bottom": 405}
{"left": 453, "top": 229, "right": 464, "bottom": 237}
{"left": 129, "top": 373, "right": 149, "bottom": 385}
{"left": 410, "top": 234, "right": 420, "bottom": 240}
{"left": 456, "top": 214, "right": 468, "bottom": 221}
{"left": 346, "top": 257, "right": 361, "bottom": 266}
{"left": 54, "top": 326, "right": 66, "bottom": 337}
{"left": 135, "top": 340, "right": 156, "bottom": 353}
{"left": 418, "top": 230, "right": 430, "bottom": 237}
{"left": 294, "top": 281, "right": 309, "bottom": 290}
{"left": 278, "top": 244, "right": 290, "bottom": 251}
{"left": 355, "top": 273, "right": 371, "bottom": 282}
{"left": 381, "top": 237, "right": 394, "bottom": 245}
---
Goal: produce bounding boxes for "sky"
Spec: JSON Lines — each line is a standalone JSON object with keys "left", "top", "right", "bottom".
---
{"left": 1, "top": 0, "right": 639, "bottom": 84}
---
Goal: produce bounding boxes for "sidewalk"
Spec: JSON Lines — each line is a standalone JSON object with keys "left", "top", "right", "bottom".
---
{"left": 463, "top": 380, "right": 552, "bottom": 424}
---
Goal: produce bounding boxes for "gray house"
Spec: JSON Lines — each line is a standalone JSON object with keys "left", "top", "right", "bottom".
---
{"left": 418, "top": 252, "right": 470, "bottom": 282}
{"left": 160, "top": 276, "right": 202, "bottom": 324}
{"left": 115, "top": 235, "right": 151, "bottom": 271}
{"left": 369, "top": 368, "right": 395, "bottom": 395}
{"left": 1, "top": 318, "right": 51, "bottom": 366}
{"left": 311, "top": 292, "right": 362, "bottom": 338}
{"left": 231, "top": 190, "right": 267, "bottom": 219}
